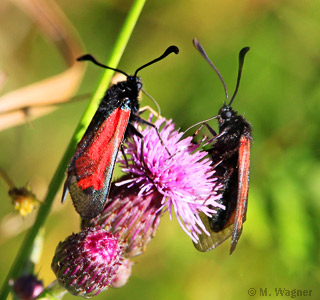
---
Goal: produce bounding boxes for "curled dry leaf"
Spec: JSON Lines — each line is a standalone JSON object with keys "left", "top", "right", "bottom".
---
{"left": 0, "top": 64, "right": 84, "bottom": 131}
{"left": 0, "top": 0, "right": 85, "bottom": 131}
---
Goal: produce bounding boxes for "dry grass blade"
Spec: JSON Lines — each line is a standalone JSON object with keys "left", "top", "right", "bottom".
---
{"left": 0, "top": 71, "right": 7, "bottom": 92}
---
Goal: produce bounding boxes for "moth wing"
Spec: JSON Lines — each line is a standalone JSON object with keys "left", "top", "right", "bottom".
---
{"left": 64, "top": 107, "right": 131, "bottom": 219}
{"left": 194, "top": 212, "right": 234, "bottom": 252}
{"left": 230, "top": 134, "right": 250, "bottom": 254}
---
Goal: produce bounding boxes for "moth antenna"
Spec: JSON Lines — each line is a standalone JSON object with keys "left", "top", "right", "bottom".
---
{"left": 193, "top": 38, "right": 229, "bottom": 100}
{"left": 134, "top": 46, "right": 179, "bottom": 76}
{"left": 77, "top": 54, "right": 129, "bottom": 77}
{"left": 228, "top": 47, "right": 250, "bottom": 106}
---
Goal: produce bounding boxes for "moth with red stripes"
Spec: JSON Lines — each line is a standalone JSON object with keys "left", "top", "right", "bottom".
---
{"left": 62, "top": 46, "right": 179, "bottom": 220}
{"left": 192, "top": 39, "right": 251, "bottom": 254}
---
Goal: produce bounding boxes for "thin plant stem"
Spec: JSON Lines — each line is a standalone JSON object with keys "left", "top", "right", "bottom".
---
{"left": 0, "top": 0, "right": 146, "bottom": 298}
{"left": 0, "top": 168, "right": 15, "bottom": 188}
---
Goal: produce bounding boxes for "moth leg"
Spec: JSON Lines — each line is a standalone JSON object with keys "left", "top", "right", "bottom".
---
{"left": 210, "top": 142, "right": 240, "bottom": 170}
{"left": 192, "top": 123, "right": 206, "bottom": 141}
{"left": 135, "top": 115, "right": 171, "bottom": 157}
{"left": 120, "top": 145, "right": 129, "bottom": 167}
{"left": 205, "top": 126, "right": 230, "bottom": 145}
{"left": 127, "top": 123, "right": 147, "bottom": 165}
{"left": 192, "top": 121, "right": 221, "bottom": 144}
{"left": 126, "top": 124, "right": 155, "bottom": 185}
{"left": 202, "top": 122, "right": 217, "bottom": 136}
{"left": 139, "top": 105, "right": 161, "bottom": 119}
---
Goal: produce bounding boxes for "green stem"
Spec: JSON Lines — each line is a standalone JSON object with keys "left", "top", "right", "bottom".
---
{"left": 0, "top": 0, "right": 146, "bottom": 299}
{"left": 38, "top": 281, "right": 67, "bottom": 300}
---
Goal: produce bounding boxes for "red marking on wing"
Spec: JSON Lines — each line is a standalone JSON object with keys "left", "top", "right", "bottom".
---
{"left": 230, "top": 135, "right": 250, "bottom": 254}
{"left": 75, "top": 108, "right": 131, "bottom": 190}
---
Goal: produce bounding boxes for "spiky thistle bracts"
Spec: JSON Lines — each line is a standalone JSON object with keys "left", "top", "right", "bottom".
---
{"left": 51, "top": 227, "right": 123, "bottom": 298}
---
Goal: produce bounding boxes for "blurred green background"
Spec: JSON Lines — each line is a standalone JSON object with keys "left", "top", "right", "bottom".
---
{"left": 1, "top": 0, "right": 320, "bottom": 299}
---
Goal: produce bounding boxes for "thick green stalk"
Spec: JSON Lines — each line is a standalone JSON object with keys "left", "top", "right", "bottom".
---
{"left": 0, "top": 0, "right": 146, "bottom": 298}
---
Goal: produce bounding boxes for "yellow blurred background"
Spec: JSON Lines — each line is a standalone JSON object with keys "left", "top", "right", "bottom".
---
{"left": 0, "top": 0, "right": 319, "bottom": 299}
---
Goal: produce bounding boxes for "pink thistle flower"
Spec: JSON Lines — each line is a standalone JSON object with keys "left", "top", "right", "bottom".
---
{"left": 110, "top": 116, "right": 222, "bottom": 244}
{"left": 51, "top": 227, "right": 123, "bottom": 298}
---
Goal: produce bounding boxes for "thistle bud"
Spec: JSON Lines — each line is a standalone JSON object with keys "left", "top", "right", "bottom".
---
{"left": 52, "top": 227, "right": 123, "bottom": 298}
{"left": 10, "top": 274, "right": 43, "bottom": 300}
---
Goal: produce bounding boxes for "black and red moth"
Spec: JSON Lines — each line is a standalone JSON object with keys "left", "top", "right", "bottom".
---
{"left": 62, "top": 46, "right": 179, "bottom": 219}
{"left": 192, "top": 38, "right": 251, "bottom": 254}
